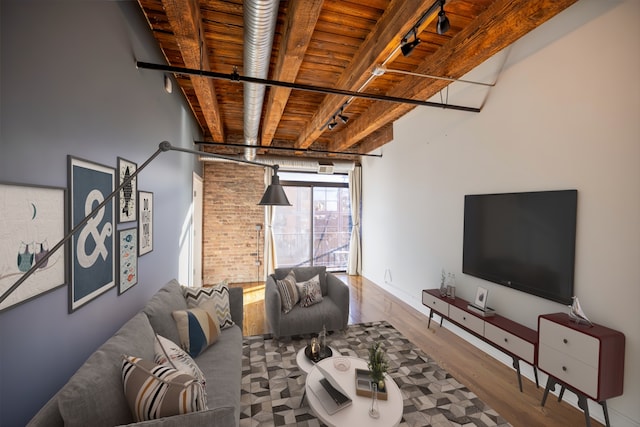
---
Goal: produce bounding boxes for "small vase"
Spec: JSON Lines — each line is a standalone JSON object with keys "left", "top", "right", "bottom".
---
{"left": 369, "top": 382, "right": 380, "bottom": 419}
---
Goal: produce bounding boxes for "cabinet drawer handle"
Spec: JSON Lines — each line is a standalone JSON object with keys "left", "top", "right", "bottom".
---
{"left": 562, "top": 366, "right": 567, "bottom": 372}
{"left": 463, "top": 316, "right": 466, "bottom": 321}
{"left": 563, "top": 338, "right": 568, "bottom": 344}
{"left": 504, "top": 338, "right": 508, "bottom": 343}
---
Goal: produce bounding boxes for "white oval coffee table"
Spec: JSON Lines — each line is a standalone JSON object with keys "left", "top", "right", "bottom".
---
{"left": 305, "top": 356, "right": 403, "bottom": 427}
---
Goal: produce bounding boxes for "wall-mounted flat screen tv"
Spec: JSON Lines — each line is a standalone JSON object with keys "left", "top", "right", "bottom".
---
{"left": 462, "top": 190, "right": 577, "bottom": 305}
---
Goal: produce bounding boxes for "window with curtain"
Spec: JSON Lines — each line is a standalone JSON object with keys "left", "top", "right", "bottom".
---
{"left": 273, "top": 172, "right": 351, "bottom": 272}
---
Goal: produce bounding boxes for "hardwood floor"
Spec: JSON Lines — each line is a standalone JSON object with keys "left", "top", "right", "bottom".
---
{"left": 233, "top": 275, "right": 600, "bottom": 427}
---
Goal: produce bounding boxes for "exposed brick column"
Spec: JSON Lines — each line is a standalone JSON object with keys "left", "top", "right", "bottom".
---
{"left": 202, "top": 162, "right": 264, "bottom": 284}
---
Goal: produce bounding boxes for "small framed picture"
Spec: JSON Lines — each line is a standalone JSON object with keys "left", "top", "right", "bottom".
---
{"left": 474, "top": 287, "right": 488, "bottom": 309}
{"left": 117, "top": 157, "right": 137, "bottom": 223}
{"left": 118, "top": 227, "right": 138, "bottom": 294}
{"left": 138, "top": 191, "right": 153, "bottom": 256}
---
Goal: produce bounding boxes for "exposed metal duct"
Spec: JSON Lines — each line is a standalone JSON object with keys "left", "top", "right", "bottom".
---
{"left": 244, "top": 0, "right": 280, "bottom": 161}
{"left": 200, "top": 155, "right": 355, "bottom": 174}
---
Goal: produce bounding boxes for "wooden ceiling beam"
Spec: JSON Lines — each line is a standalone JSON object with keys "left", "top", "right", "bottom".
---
{"left": 357, "top": 123, "right": 394, "bottom": 154}
{"left": 261, "top": 0, "right": 325, "bottom": 147}
{"left": 162, "top": 0, "right": 224, "bottom": 141}
{"left": 329, "top": 0, "right": 578, "bottom": 153}
{"left": 294, "top": 0, "right": 439, "bottom": 150}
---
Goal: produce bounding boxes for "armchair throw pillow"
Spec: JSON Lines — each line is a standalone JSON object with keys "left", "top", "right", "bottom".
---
{"left": 275, "top": 270, "right": 299, "bottom": 313}
{"left": 297, "top": 274, "right": 323, "bottom": 307}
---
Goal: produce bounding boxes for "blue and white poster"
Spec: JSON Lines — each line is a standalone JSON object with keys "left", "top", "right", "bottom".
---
{"left": 69, "top": 157, "right": 115, "bottom": 312}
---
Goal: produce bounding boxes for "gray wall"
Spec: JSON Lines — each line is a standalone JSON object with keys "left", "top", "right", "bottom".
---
{"left": 0, "top": 1, "right": 203, "bottom": 425}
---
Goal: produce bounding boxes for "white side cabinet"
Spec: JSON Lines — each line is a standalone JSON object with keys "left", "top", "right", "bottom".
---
{"left": 538, "top": 313, "right": 625, "bottom": 427}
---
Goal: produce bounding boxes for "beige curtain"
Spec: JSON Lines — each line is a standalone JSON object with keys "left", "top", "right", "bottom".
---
{"left": 347, "top": 165, "right": 362, "bottom": 275}
{"left": 263, "top": 168, "right": 276, "bottom": 279}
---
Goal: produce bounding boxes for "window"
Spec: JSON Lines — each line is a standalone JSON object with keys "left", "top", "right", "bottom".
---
{"left": 273, "top": 172, "right": 351, "bottom": 271}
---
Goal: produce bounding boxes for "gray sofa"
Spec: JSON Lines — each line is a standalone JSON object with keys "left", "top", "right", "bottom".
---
{"left": 265, "top": 266, "right": 349, "bottom": 338}
{"left": 27, "top": 279, "right": 243, "bottom": 427}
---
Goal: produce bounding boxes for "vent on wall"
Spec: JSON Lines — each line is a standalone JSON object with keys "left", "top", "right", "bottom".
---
{"left": 317, "top": 162, "right": 334, "bottom": 174}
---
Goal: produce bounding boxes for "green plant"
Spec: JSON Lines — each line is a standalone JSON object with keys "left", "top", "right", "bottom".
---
{"left": 367, "top": 342, "right": 388, "bottom": 385}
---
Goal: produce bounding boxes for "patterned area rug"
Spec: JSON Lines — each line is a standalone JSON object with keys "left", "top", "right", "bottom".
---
{"left": 240, "top": 321, "right": 512, "bottom": 427}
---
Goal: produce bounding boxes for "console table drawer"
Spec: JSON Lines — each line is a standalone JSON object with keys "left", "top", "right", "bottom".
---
{"left": 539, "top": 343, "right": 598, "bottom": 398}
{"left": 450, "top": 306, "right": 484, "bottom": 336}
{"left": 539, "top": 318, "right": 599, "bottom": 368}
{"left": 422, "top": 291, "right": 449, "bottom": 317}
{"left": 484, "top": 323, "right": 535, "bottom": 363}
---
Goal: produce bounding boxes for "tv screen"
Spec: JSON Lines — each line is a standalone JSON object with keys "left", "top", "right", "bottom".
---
{"left": 462, "top": 190, "right": 577, "bottom": 305}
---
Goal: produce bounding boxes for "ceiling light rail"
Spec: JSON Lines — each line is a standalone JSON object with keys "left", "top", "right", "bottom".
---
{"left": 136, "top": 61, "right": 481, "bottom": 113}
{"left": 373, "top": 66, "right": 496, "bottom": 88}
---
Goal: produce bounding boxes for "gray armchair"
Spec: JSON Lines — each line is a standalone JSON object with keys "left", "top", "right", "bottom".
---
{"left": 265, "top": 266, "right": 349, "bottom": 338}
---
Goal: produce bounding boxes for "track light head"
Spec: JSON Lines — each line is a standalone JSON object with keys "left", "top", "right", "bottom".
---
{"left": 436, "top": 5, "right": 450, "bottom": 35}
{"left": 338, "top": 114, "right": 349, "bottom": 124}
{"left": 327, "top": 119, "right": 337, "bottom": 130}
{"left": 400, "top": 27, "right": 420, "bottom": 56}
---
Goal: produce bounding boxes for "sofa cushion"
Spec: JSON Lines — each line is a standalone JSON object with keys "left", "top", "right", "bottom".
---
{"left": 195, "top": 325, "right": 243, "bottom": 419}
{"left": 154, "top": 334, "right": 207, "bottom": 399}
{"left": 143, "top": 279, "right": 189, "bottom": 345}
{"left": 57, "top": 312, "right": 155, "bottom": 427}
{"left": 297, "top": 274, "right": 323, "bottom": 307}
{"left": 121, "top": 355, "right": 206, "bottom": 422}
{"left": 275, "top": 270, "right": 299, "bottom": 313}
{"left": 172, "top": 308, "right": 220, "bottom": 357}
{"left": 182, "top": 283, "right": 234, "bottom": 330}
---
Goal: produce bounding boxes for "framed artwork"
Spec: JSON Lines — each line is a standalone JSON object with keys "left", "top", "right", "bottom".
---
{"left": 138, "top": 191, "right": 153, "bottom": 256}
{"left": 0, "top": 182, "right": 66, "bottom": 312}
{"left": 118, "top": 227, "right": 138, "bottom": 294}
{"left": 68, "top": 156, "right": 115, "bottom": 312}
{"left": 474, "top": 286, "right": 489, "bottom": 309}
{"left": 117, "top": 157, "right": 137, "bottom": 223}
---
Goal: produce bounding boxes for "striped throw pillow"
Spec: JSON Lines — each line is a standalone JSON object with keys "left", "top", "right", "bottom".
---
{"left": 121, "top": 355, "right": 206, "bottom": 422}
{"left": 275, "top": 270, "right": 299, "bottom": 313}
{"left": 154, "top": 334, "right": 207, "bottom": 402}
{"left": 182, "top": 282, "right": 234, "bottom": 330}
{"left": 172, "top": 307, "right": 220, "bottom": 357}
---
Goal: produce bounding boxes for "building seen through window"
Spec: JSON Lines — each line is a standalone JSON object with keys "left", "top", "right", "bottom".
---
{"left": 273, "top": 172, "right": 351, "bottom": 272}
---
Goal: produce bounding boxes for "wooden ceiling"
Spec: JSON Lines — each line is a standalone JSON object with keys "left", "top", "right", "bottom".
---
{"left": 137, "top": 0, "right": 577, "bottom": 160}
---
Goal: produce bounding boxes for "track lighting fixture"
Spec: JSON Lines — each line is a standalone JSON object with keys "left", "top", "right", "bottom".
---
{"left": 327, "top": 119, "right": 338, "bottom": 130}
{"left": 436, "top": 1, "right": 450, "bottom": 35}
{"left": 401, "top": 28, "right": 421, "bottom": 57}
{"left": 337, "top": 107, "right": 349, "bottom": 124}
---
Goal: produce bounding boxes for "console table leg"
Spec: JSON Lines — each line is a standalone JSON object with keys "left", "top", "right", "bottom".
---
{"left": 428, "top": 311, "right": 432, "bottom": 329}
{"left": 533, "top": 366, "right": 539, "bottom": 388}
{"left": 577, "top": 394, "right": 591, "bottom": 427}
{"left": 512, "top": 357, "right": 523, "bottom": 392}
{"left": 601, "top": 401, "right": 611, "bottom": 427}
{"left": 541, "top": 377, "right": 556, "bottom": 407}
{"left": 557, "top": 385, "right": 565, "bottom": 402}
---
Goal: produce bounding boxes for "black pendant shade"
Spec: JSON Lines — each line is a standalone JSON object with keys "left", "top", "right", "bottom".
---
{"left": 259, "top": 170, "right": 291, "bottom": 206}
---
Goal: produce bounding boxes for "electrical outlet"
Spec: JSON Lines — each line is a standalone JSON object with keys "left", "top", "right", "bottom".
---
{"left": 255, "top": 260, "right": 261, "bottom": 266}
{"left": 255, "top": 224, "right": 262, "bottom": 231}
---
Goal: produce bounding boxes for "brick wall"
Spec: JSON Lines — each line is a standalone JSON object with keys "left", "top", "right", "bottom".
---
{"left": 202, "top": 162, "right": 265, "bottom": 285}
